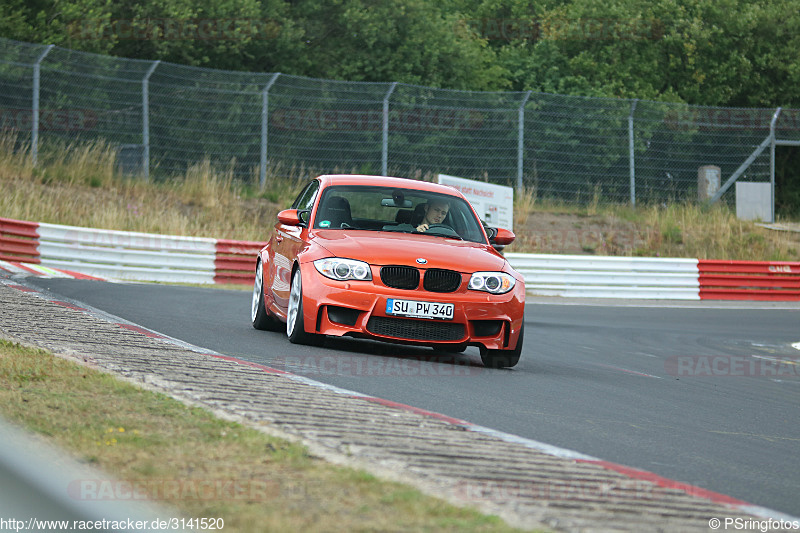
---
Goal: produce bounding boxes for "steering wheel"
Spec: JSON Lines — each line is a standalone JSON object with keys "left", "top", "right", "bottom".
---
{"left": 424, "top": 223, "right": 460, "bottom": 237}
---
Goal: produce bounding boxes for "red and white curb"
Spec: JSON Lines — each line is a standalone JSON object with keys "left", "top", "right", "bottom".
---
{"left": 3, "top": 278, "right": 797, "bottom": 526}
{"left": 0, "top": 260, "right": 107, "bottom": 280}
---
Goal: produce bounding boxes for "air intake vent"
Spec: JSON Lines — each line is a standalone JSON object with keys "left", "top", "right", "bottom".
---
{"left": 367, "top": 317, "right": 465, "bottom": 342}
{"left": 380, "top": 265, "right": 419, "bottom": 290}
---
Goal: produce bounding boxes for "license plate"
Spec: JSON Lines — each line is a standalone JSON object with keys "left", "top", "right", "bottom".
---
{"left": 386, "top": 299, "right": 454, "bottom": 320}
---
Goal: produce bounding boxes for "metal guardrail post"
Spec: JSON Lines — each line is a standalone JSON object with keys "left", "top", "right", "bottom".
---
{"left": 769, "top": 107, "right": 782, "bottom": 223}
{"left": 31, "top": 44, "right": 55, "bottom": 167}
{"left": 142, "top": 60, "right": 160, "bottom": 181}
{"left": 382, "top": 82, "right": 398, "bottom": 176}
{"left": 517, "top": 91, "right": 532, "bottom": 191}
{"left": 628, "top": 99, "right": 639, "bottom": 207}
{"left": 260, "top": 73, "right": 280, "bottom": 188}
{"left": 710, "top": 107, "right": 782, "bottom": 205}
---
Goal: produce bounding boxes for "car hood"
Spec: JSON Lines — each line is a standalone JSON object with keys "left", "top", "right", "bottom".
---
{"left": 310, "top": 230, "right": 507, "bottom": 272}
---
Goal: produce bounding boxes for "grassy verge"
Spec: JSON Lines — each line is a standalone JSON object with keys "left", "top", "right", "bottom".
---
{"left": 0, "top": 338, "right": 521, "bottom": 532}
{"left": 1, "top": 135, "right": 798, "bottom": 260}
{"left": 513, "top": 198, "right": 800, "bottom": 260}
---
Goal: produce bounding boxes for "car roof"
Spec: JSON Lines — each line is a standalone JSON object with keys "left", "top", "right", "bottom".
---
{"left": 315, "top": 174, "right": 465, "bottom": 198}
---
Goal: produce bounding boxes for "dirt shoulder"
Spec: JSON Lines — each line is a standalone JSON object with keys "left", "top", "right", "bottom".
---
{"left": 512, "top": 212, "right": 645, "bottom": 256}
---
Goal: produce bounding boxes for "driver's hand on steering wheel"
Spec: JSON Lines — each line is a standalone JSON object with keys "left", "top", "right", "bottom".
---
{"left": 416, "top": 223, "right": 429, "bottom": 232}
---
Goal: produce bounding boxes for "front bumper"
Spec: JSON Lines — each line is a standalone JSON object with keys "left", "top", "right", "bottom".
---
{"left": 298, "top": 265, "right": 525, "bottom": 351}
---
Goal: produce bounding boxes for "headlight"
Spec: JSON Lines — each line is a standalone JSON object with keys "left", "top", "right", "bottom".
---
{"left": 468, "top": 271, "right": 515, "bottom": 294}
{"left": 314, "top": 258, "right": 372, "bottom": 281}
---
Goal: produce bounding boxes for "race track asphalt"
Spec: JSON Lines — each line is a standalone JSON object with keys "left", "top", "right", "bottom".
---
{"left": 26, "top": 278, "right": 800, "bottom": 517}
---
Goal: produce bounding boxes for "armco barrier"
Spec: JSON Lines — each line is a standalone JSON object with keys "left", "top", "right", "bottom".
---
{"left": 0, "top": 217, "right": 263, "bottom": 284}
{"left": 0, "top": 218, "right": 40, "bottom": 264}
{"left": 215, "top": 239, "right": 265, "bottom": 284}
{"left": 37, "top": 222, "right": 217, "bottom": 284}
{"left": 505, "top": 253, "right": 701, "bottom": 300}
{"left": 3, "top": 217, "right": 800, "bottom": 300}
{"left": 698, "top": 260, "right": 800, "bottom": 301}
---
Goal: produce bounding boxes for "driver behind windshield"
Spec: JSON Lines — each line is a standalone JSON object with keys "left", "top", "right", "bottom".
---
{"left": 416, "top": 199, "right": 450, "bottom": 233}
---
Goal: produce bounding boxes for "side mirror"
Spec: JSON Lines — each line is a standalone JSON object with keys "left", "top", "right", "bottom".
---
{"left": 491, "top": 228, "right": 515, "bottom": 246}
{"left": 277, "top": 209, "right": 304, "bottom": 226}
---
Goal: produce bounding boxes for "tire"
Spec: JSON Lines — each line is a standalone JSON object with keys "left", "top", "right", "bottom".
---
{"left": 286, "top": 268, "right": 322, "bottom": 345}
{"left": 251, "top": 260, "right": 282, "bottom": 331}
{"left": 480, "top": 323, "right": 523, "bottom": 369}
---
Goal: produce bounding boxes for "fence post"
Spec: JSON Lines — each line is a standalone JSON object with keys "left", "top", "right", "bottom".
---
{"left": 31, "top": 44, "right": 55, "bottom": 167}
{"left": 382, "top": 82, "right": 398, "bottom": 176}
{"left": 710, "top": 106, "right": 782, "bottom": 205}
{"left": 260, "top": 73, "right": 281, "bottom": 188}
{"left": 517, "top": 91, "right": 532, "bottom": 191}
{"left": 629, "top": 99, "right": 639, "bottom": 207}
{"left": 142, "top": 60, "right": 160, "bottom": 181}
{"left": 769, "top": 107, "right": 781, "bottom": 223}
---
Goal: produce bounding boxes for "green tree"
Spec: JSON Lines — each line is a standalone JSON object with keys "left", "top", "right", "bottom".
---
{"left": 283, "top": 0, "right": 509, "bottom": 90}
{"left": 454, "top": 0, "right": 800, "bottom": 107}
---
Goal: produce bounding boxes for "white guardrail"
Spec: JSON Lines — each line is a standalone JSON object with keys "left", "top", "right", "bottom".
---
{"left": 3, "top": 217, "right": 705, "bottom": 298}
{"left": 6, "top": 218, "right": 800, "bottom": 300}
{"left": 37, "top": 222, "right": 219, "bottom": 284}
{"left": 505, "top": 253, "right": 701, "bottom": 300}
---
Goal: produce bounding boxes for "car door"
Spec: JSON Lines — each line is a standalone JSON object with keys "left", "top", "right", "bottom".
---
{"left": 267, "top": 180, "right": 319, "bottom": 312}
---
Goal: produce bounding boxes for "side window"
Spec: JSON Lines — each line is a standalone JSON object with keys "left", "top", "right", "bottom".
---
{"left": 292, "top": 180, "right": 319, "bottom": 210}
{"left": 291, "top": 180, "right": 319, "bottom": 224}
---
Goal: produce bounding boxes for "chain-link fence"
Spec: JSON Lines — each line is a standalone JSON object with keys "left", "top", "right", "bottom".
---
{"left": 2, "top": 36, "right": 798, "bottom": 207}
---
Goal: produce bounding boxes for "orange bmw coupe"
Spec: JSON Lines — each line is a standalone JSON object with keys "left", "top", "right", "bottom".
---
{"left": 251, "top": 175, "right": 525, "bottom": 368}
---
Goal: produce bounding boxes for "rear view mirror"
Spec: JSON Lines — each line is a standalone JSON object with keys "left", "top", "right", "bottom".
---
{"left": 381, "top": 198, "right": 413, "bottom": 208}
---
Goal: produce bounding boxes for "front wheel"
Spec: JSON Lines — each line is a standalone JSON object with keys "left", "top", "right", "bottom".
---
{"left": 480, "top": 323, "right": 523, "bottom": 369}
{"left": 251, "top": 260, "right": 282, "bottom": 331}
{"left": 286, "top": 268, "right": 322, "bottom": 346}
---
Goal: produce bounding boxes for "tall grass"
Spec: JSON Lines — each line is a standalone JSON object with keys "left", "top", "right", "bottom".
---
{"left": 0, "top": 136, "right": 303, "bottom": 241}
{"left": 513, "top": 185, "right": 537, "bottom": 227}
{"left": 633, "top": 202, "right": 799, "bottom": 260}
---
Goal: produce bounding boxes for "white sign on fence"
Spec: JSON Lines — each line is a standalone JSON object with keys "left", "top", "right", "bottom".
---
{"left": 437, "top": 174, "right": 514, "bottom": 230}
{"left": 735, "top": 182, "right": 772, "bottom": 222}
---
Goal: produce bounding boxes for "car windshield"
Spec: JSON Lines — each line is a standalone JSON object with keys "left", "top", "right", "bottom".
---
{"left": 312, "top": 185, "right": 487, "bottom": 244}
